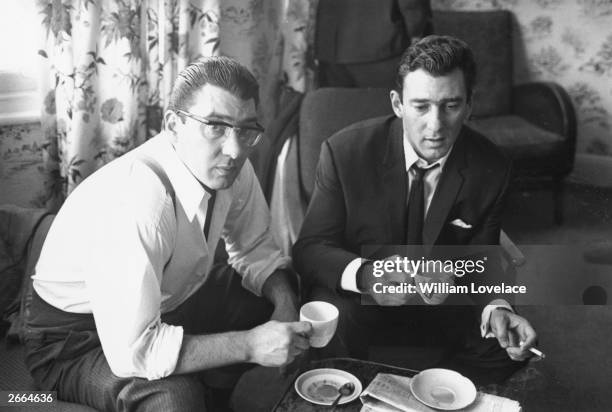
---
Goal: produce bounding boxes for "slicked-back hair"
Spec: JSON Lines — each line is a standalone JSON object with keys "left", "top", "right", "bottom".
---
{"left": 395, "top": 35, "right": 477, "bottom": 101}
{"left": 168, "top": 56, "right": 259, "bottom": 112}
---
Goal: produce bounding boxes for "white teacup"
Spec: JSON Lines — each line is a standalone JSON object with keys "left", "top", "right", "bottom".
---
{"left": 299, "top": 301, "right": 339, "bottom": 348}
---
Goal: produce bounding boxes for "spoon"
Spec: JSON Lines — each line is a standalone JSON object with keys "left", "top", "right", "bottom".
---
{"left": 330, "top": 382, "right": 355, "bottom": 408}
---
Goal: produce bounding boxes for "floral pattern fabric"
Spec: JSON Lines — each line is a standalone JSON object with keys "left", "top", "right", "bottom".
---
{"left": 34, "top": 0, "right": 316, "bottom": 210}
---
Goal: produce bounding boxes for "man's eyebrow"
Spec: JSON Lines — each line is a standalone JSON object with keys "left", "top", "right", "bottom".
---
{"left": 409, "top": 97, "right": 464, "bottom": 104}
{"left": 206, "top": 112, "right": 259, "bottom": 124}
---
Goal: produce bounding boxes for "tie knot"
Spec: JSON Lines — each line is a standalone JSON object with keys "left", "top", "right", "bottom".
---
{"left": 411, "top": 163, "right": 438, "bottom": 180}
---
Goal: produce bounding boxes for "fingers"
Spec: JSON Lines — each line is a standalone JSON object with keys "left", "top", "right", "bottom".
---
{"left": 515, "top": 314, "right": 537, "bottom": 340}
{"left": 490, "top": 310, "right": 510, "bottom": 348}
{"left": 386, "top": 270, "right": 414, "bottom": 283}
{"left": 503, "top": 314, "right": 538, "bottom": 361}
{"left": 284, "top": 332, "right": 310, "bottom": 367}
{"left": 513, "top": 317, "right": 538, "bottom": 360}
{"left": 506, "top": 338, "right": 535, "bottom": 361}
{"left": 288, "top": 323, "right": 311, "bottom": 357}
{"left": 288, "top": 344, "right": 303, "bottom": 359}
{"left": 518, "top": 322, "right": 538, "bottom": 350}
{"left": 506, "top": 346, "right": 530, "bottom": 361}
{"left": 292, "top": 333, "right": 310, "bottom": 351}
{"left": 507, "top": 329, "right": 520, "bottom": 348}
{"left": 290, "top": 321, "right": 313, "bottom": 336}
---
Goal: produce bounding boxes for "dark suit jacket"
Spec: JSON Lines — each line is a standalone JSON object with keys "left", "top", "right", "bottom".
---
{"left": 293, "top": 116, "right": 513, "bottom": 305}
{"left": 315, "top": 0, "right": 433, "bottom": 63}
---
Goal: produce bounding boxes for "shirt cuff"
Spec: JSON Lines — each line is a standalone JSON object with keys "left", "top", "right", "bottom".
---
{"left": 142, "top": 323, "right": 184, "bottom": 380}
{"left": 340, "top": 258, "right": 363, "bottom": 293}
{"left": 480, "top": 299, "right": 514, "bottom": 338}
{"left": 107, "top": 322, "right": 184, "bottom": 380}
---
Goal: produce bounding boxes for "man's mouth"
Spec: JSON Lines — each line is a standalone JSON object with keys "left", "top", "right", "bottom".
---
{"left": 424, "top": 137, "right": 446, "bottom": 146}
{"left": 215, "top": 165, "right": 236, "bottom": 176}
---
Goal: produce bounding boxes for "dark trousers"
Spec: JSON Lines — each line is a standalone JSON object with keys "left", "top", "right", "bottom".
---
{"left": 309, "top": 286, "right": 526, "bottom": 386}
{"left": 23, "top": 264, "right": 273, "bottom": 412}
{"left": 317, "top": 55, "right": 401, "bottom": 89}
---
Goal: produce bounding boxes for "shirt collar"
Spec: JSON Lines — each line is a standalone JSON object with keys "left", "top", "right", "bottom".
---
{"left": 154, "top": 132, "right": 212, "bottom": 221}
{"left": 403, "top": 138, "right": 453, "bottom": 172}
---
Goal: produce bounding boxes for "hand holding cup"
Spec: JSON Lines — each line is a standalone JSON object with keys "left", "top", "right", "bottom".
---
{"left": 299, "top": 301, "right": 339, "bottom": 348}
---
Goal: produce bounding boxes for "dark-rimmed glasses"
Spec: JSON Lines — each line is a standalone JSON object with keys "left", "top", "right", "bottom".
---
{"left": 176, "top": 109, "right": 264, "bottom": 147}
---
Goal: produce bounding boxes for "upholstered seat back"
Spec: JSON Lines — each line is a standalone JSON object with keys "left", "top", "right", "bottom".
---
{"left": 433, "top": 10, "right": 513, "bottom": 118}
{"left": 298, "top": 87, "right": 393, "bottom": 200}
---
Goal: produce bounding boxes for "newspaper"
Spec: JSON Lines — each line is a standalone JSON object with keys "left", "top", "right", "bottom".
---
{"left": 359, "top": 373, "right": 521, "bottom": 412}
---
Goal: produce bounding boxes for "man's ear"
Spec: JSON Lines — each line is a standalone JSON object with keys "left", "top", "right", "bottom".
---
{"left": 464, "top": 94, "right": 473, "bottom": 122}
{"left": 164, "top": 110, "right": 179, "bottom": 135}
{"left": 390, "top": 90, "right": 403, "bottom": 118}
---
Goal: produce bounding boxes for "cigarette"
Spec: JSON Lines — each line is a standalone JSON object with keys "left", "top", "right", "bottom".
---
{"left": 519, "top": 341, "right": 546, "bottom": 359}
{"left": 528, "top": 347, "right": 545, "bottom": 359}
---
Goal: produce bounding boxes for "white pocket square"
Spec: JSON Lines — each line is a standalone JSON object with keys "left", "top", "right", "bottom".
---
{"left": 450, "top": 218, "right": 472, "bottom": 229}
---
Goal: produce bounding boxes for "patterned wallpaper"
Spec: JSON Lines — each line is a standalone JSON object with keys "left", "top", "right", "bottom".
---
{"left": 0, "top": 122, "right": 46, "bottom": 208}
{"left": 432, "top": 0, "right": 612, "bottom": 156}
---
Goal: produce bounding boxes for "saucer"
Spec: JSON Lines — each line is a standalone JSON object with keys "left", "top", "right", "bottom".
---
{"left": 294, "top": 368, "right": 362, "bottom": 405}
{"left": 410, "top": 368, "right": 477, "bottom": 410}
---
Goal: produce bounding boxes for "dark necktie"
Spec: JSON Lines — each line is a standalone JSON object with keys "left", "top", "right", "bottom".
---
{"left": 203, "top": 188, "right": 216, "bottom": 240}
{"left": 406, "top": 164, "right": 438, "bottom": 244}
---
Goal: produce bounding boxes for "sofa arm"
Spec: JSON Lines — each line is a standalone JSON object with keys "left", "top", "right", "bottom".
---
{"left": 512, "top": 82, "right": 577, "bottom": 171}
{"left": 500, "top": 230, "right": 525, "bottom": 268}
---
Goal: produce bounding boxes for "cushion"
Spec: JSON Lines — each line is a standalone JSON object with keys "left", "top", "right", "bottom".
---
{"left": 299, "top": 88, "right": 393, "bottom": 200}
{"left": 468, "top": 115, "right": 565, "bottom": 157}
{"left": 467, "top": 115, "right": 567, "bottom": 175}
{"left": 433, "top": 10, "right": 513, "bottom": 118}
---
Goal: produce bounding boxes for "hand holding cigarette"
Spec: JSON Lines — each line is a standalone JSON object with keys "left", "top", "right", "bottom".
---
{"left": 520, "top": 340, "right": 546, "bottom": 359}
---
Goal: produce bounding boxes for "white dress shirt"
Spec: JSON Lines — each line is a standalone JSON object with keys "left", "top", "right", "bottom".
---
{"left": 339, "top": 138, "right": 512, "bottom": 334}
{"left": 33, "top": 132, "right": 290, "bottom": 380}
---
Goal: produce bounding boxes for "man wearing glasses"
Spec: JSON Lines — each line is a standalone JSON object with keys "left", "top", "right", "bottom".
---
{"left": 24, "top": 57, "right": 311, "bottom": 411}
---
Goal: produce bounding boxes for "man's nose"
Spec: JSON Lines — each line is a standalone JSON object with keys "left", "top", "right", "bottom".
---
{"left": 221, "top": 131, "right": 245, "bottom": 159}
{"left": 426, "top": 107, "right": 444, "bottom": 130}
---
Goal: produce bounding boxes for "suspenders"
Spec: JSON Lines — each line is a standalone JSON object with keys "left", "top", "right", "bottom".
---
{"left": 138, "top": 156, "right": 176, "bottom": 210}
{"left": 138, "top": 156, "right": 176, "bottom": 270}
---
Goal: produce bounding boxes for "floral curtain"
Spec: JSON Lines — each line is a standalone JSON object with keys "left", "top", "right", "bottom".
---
{"left": 37, "top": 0, "right": 317, "bottom": 211}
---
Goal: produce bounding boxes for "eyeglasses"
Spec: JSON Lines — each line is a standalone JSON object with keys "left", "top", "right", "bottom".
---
{"left": 176, "top": 110, "right": 264, "bottom": 147}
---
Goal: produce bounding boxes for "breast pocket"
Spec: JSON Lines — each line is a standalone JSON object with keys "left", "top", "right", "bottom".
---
{"left": 441, "top": 221, "right": 474, "bottom": 245}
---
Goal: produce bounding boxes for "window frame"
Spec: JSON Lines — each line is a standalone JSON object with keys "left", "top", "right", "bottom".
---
{"left": 0, "top": 72, "right": 41, "bottom": 126}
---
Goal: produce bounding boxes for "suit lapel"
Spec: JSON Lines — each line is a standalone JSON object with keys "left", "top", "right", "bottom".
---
{"left": 423, "top": 130, "right": 468, "bottom": 248}
{"left": 379, "top": 118, "right": 407, "bottom": 244}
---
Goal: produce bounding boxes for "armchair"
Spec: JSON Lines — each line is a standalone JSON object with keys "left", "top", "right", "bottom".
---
{"left": 297, "top": 87, "right": 525, "bottom": 268}
{"left": 432, "top": 10, "right": 577, "bottom": 224}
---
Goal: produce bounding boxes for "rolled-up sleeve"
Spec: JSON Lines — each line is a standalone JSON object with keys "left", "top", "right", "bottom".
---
{"left": 86, "top": 164, "right": 183, "bottom": 380}
{"left": 222, "top": 161, "right": 291, "bottom": 295}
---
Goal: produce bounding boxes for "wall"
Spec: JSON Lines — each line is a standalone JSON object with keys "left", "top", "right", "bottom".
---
{"left": 432, "top": 0, "right": 612, "bottom": 184}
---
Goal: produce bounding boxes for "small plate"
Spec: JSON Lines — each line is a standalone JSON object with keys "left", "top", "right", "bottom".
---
{"left": 294, "top": 368, "right": 362, "bottom": 406}
{"left": 410, "top": 368, "right": 477, "bottom": 410}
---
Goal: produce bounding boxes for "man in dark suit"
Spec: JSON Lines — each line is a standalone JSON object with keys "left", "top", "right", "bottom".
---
{"left": 315, "top": 0, "right": 432, "bottom": 88}
{"left": 293, "top": 36, "right": 538, "bottom": 385}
